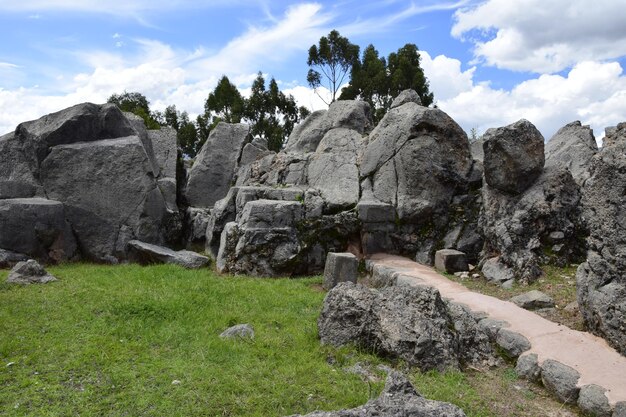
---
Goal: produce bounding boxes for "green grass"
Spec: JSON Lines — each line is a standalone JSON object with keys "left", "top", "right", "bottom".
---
{"left": 0, "top": 263, "right": 581, "bottom": 417}
{"left": 0, "top": 264, "right": 385, "bottom": 417}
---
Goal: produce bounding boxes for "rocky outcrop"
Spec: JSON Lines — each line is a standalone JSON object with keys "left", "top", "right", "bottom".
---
{"left": 0, "top": 103, "right": 181, "bottom": 263}
{"left": 577, "top": 123, "right": 626, "bottom": 355}
{"left": 482, "top": 119, "right": 544, "bottom": 195}
{"left": 286, "top": 371, "right": 466, "bottom": 417}
{"left": 545, "top": 121, "right": 598, "bottom": 186}
{"left": 318, "top": 282, "right": 493, "bottom": 371}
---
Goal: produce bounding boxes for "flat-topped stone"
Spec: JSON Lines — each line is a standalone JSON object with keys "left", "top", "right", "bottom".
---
{"left": 323, "top": 252, "right": 358, "bottom": 290}
{"left": 434, "top": 249, "right": 468, "bottom": 274}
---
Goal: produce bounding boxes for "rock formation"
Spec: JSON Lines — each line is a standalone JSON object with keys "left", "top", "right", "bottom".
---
{"left": 577, "top": 123, "right": 626, "bottom": 355}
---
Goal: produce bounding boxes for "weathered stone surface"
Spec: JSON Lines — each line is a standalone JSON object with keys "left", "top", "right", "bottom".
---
{"left": 286, "top": 371, "right": 467, "bottom": 417}
{"left": 307, "top": 128, "right": 362, "bottom": 211}
{"left": 482, "top": 119, "right": 545, "bottom": 194}
{"left": 515, "top": 353, "right": 541, "bottom": 382}
{"left": 390, "top": 89, "right": 422, "bottom": 109}
{"left": 0, "top": 132, "right": 42, "bottom": 198}
{"left": 614, "top": 402, "right": 626, "bottom": 417}
{"left": 285, "top": 100, "right": 371, "bottom": 153}
{"left": 481, "top": 257, "right": 515, "bottom": 283}
{"left": 576, "top": 126, "right": 626, "bottom": 355}
{"left": 434, "top": 249, "right": 468, "bottom": 273}
{"left": 219, "top": 324, "right": 255, "bottom": 340}
{"left": 0, "top": 198, "right": 77, "bottom": 263}
{"left": 0, "top": 248, "right": 28, "bottom": 268}
{"left": 540, "top": 359, "right": 580, "bottom": 404}
{"left": 237, "top": 152, "right": 310, "bottom": 187}
{"left": 185, "top": 207, "right": 212, "bottom": 247}
{"left": 480, "top": 166, "right": 586, "bottom": 283}
{"left": 470, "top": 138, "right": 484, "bottom": 162}
{"left": 323, "top": 252, "right": 358, "bottom": 290}
{"left": 510, "top": 290, "right": 555, "bottom": 310}
{"left": 148, "top": 127, "right": 178, "bottom": 179}
{"left": 318, "top": 282, "right": 494, "bottom": 371}
{"left": 7, "top": 259, "right": 57, "bottom": 284}
{"left": 15, "top": 103, "right": 136, "bottom": 167}
{"left": 239, "top": 137, "right": 274, "bottom": 166}
{"left": 357, "top": 200, "right": 396, "bottom": 223}
{"left": 577, "top": 384, "right": 611, "bottom": 417}
{"left": 495, "top": 329, "right": 531, "bottom": 358}
{"left": 545, "top": 121, "right": 597, "bottom": 186}
{"left": 361, "top": 103, "right": 471, "bottom": 223}
{"left": 128, "top": 240, "right": 209, "bottom": 269}
{"left": 478, "top": 318, "right": 509, "bottom": 342}
{"left": 40, "top": 137, "right": 169, "bottom": 262}
{"left": 185, "top": 122, "right": 250, "bottom": 208}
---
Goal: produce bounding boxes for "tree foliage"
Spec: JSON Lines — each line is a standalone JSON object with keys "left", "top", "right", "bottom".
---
{"left": 340, "top": 43, "right": 434, "bottom": 123}
{"left": 243, "top": 72, "right": 305, "bottom": 151}
{"left": 107, "top": 91, "right": 161, "bottom": 129}
{"left": 307, "top": 30, "right": 360, "bottom": 105}
{"left": 204, "top": 76, "right": 244, "bottom": 124}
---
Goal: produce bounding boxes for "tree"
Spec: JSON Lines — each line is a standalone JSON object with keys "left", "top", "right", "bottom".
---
{"left": 340, "top": 43, "right": 434, "bottom": 123}
{"left": 243, "top": 72, "right": 304, "bottom": 152}
{"left": 204, "top": 75, "right": 244, "bottom": 124}
{"left": 107, "top": 91, "right": 161, "bottom": 129}
{"left": 307, "top": 30, "right": 359, "bottom": 105}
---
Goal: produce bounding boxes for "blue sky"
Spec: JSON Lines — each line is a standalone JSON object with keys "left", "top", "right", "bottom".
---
{"left": 1, "top": 0, "right": 626, "bottom": 144}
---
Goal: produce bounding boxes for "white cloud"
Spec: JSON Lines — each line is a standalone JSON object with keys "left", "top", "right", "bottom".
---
{"left": 452, "top": 0, "right": 626, "bottom": 73}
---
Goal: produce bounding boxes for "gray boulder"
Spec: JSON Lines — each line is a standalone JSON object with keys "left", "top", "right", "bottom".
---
{"left": 15, "top": 103, "right": 137, "bottom": 168}
{"left": 239, "top": 137, "right": 274, "bottom": 166}
{"left": 577, "top": 384, "right": 611, "bottom": 417}
{"left": 510, "top": 290, "right": 555, "bottom": 310}
{"left": 284, "top": 101, "right": 371, "bottom": 153}
{"left": 40, "top": 136, "right": 169, "bottom": 262}
{"left": 545, "top": 121, "right": 597, "bottom": 186}
{"left": 148, "top": 127, "right": 178, "bottom": 179}
{"left": 323, "top": 252, "right": 358, "bottom": 290}
{"left": 540, "top": 359, "right": 580, "bottom": 404}
{"left": 576, "top": 125, "right": 626, "bottom": 355}
{"left": 0, "top": 198, "right": 77, "bottom": 263}
{"left": 128, "top": 240, "right": 209, "bottom": 269}
{"left": 515, "top": 353, "right": 541, "bottom": 382}
{"left": 482, "top": 119, "right": 545, "bottom": 194}
{"left": 480, "top": 166, "right": 586, "bottom": 283}
{"left": 361, "top": 103, "right": 472, "bottom": 222}
{"left": 185, "top": 122, "right": 250, "bottom": 208}
{"left": 307, "top": 128, "right": 362, "bottom": 211}
{"left": 390, "top": 89, "right": 422, "bottom": 109}
{"left": 495, "top": 329, "right": 531, "bottom": 358}
{"left": 7, "top": 259, "right": 57, "bottom": 284}
{"left": 286, "top": 371, "right": 466, "bottom": 417}
{"left": 481, "top": 257, "right": 515, "bottom": 284}
{"left": 318, "top": 282, "right": 494, "bottom": 371}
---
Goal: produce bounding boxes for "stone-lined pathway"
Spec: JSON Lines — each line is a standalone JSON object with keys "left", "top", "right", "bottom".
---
{"left": 367, "top": 254, "right": 626, "bottom": 414}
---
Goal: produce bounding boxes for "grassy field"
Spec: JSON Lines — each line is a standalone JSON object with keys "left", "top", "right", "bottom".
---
{"left": 0, "top": 264, "right": 579, "bottom": 416}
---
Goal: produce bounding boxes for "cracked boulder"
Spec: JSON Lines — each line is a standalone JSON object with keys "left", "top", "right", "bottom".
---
{"left": 545, "top": 121, "right": 598, "bottom": 186}
{"left": 318, "top": 282, "right": 494, "bottom": 371}
{"left": 577, "top": 122, "right": 626, "bottom": 355}
{"left": 184, "top": 122, "right": 251, "bottom": 208}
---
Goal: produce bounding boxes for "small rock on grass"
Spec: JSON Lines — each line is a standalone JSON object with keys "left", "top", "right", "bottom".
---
{"left": 220, "top": 324, "right": 255, "bottom": 340}
{"left": 540, "top": 359, "right": 580, "bottom": 404}
{"left": 510, "top": 290, "right": 555, "bottom": 310}
{"left": 577, "top": 384, "right": 611, "bottom": 417}
{"left": 7, "top": 259, "right": 57, "bottom": 284}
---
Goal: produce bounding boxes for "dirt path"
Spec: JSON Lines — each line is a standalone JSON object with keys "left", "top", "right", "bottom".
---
{"left": 369, "top": 254, "right": 626, "bottom": 407}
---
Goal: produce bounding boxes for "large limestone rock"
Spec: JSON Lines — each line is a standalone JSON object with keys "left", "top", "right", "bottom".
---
{"left": 360, "top": 102, "right": 472, "bottom": 223}
{"left": 0, "top": 198, "right": 77, "bottom": 263}
{"left": 286, "top": 371, "right": 467, "bottom": 417}
{"left": 480, "top": 165, "right": 585, "bottom": 283}
{"left": 482, "top": 119, "right": 545, "bottom": 194}
{"left": 185, "top": 122, "right": 250, "bottom": 208}
{"left": 318, "top": 282, "right": 493, "bottom": 371}
{"left": 0, "top": 132, "right": 42, "bottom": 199}
{"left": 15, "top": 103, "right": 137, "bottom": 168}
{"left": 545, "top": 121, "right": 597, "bottom": 186}
{"left": 40, "top": 136, "right": 169, "bottom": 262}
{"left": 577, "top": 123, "right": 626, "bottom": 355}
{"left": 307, "top": 128, "right": 362, "bottom": 211}
{"left": 284, "top": 100, "right": 371, "bottom": 153}
{"left": 7, "top": 259, "right": 57, "bottom": 284}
